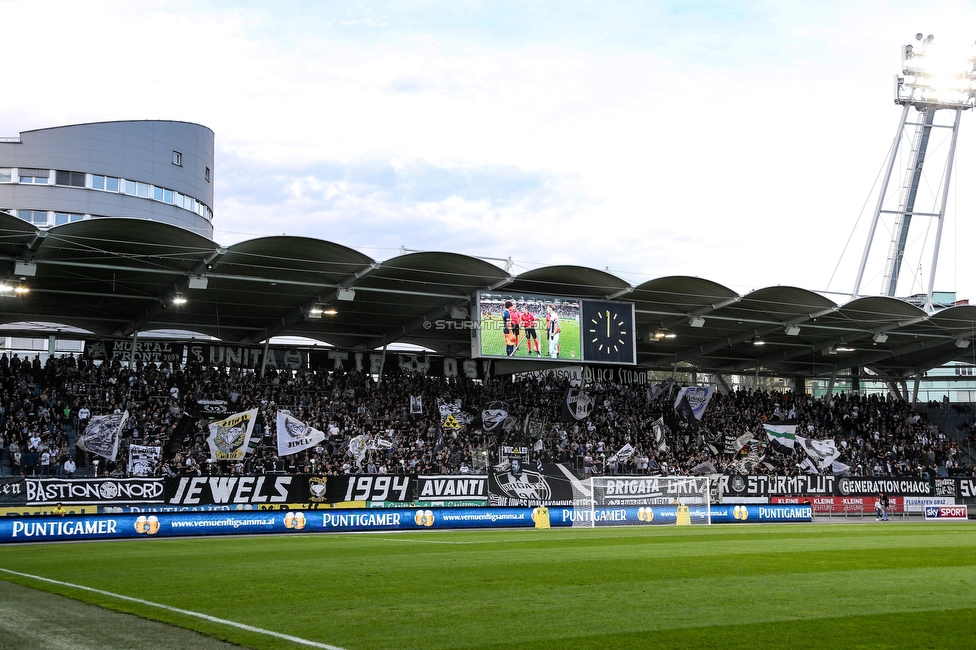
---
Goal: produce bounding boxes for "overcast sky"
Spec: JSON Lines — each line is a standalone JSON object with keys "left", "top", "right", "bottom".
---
{"left": 3, "top": 0, "right": 975, "bottom": 302}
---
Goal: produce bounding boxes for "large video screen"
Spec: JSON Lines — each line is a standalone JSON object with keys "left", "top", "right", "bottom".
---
{"left": 474, "top": 292, "right": 636, "bottom": 365}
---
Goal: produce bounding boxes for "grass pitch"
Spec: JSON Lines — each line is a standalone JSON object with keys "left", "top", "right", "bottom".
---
{"left": 1, "top": 523, "right": 975, "bottom": 649}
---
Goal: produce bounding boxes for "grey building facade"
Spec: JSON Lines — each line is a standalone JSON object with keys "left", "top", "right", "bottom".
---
{"left": 0, "top": 120, "right": 214, "bottom": 238}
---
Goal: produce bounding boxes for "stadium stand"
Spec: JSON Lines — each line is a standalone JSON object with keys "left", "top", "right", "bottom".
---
{"left": 0, "top": 352, "right": 972, "bottom": 481}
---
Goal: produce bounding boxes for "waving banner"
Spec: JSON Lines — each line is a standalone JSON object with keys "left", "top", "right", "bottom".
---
{"left": 206, "top": 409, "right": 258, "bottom": 461}
{"left": 128, "top": 445, "right": 162, "bottom": 476}
{"left": 276, "top": 412, "right": 326, "bottom": 457}
{"left": 673, "top": 386, "right": 715, "bottom": 420}
{"left": 77, "top": 411, "right": 128, "bottom": 461}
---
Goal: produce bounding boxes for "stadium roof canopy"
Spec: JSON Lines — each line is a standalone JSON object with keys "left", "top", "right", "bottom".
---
{"left": 2, "top": 214, "right": 976, "bottom": 382}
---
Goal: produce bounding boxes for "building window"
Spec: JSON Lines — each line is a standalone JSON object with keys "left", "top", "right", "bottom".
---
{"left": 172, "top": 151, "right": 182, "bottom": 166}
{"left": 55, "top": 212, "right": 85, "bottom": 226}
{"left": 0, "top": 168, "right": 11, "bottom": 183}
{"left": 205, "top": 167, "right": 210, "bottom": 182}
{"left": 17, "top": 210, "right": 49, "bottom": 226}
{"left": 55, "top": 170, "right": 87, "bottom": 187}
{"left": 19, "top": 169, "right": 49, "bottom": 184}
{"left": 91, "top": 175, "right": 120, "bottom": 192}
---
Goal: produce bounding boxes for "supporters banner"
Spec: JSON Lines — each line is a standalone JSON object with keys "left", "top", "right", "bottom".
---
{"left": 164, "top": 413, "right": 198, "bottom": 460}
{"left": 324, "top": 474, "right": 415, "bottom": 504}
{"left": 481, "top": 400, "right": 512, "bottom": 433}
{"left": 77, "top": 411, "right": 127, "bottom": 461}
{"left": 673, "top": 386, "right": 715, "bottom": 420}
{"left": 934, "top": 477, "right": 976, "bottom": 499}
{"left": 186, "top": 344, "right": 305, "bottom": 370}
{"left": 193, "top": 400, "right": 230, "bottom": 418}
{"left": 835, "top": 477, "right": 933, "bottom": 497}
{"left": 276, "top": 412, "right": 326, "bottom": 457}
{"left": 348, "top": 435, "right": 368, "bottom": 467}
{"left": 488, "top": 462, "right": 583, "bottom": 507}
{"left": 764, "top": 421, "right": 797, "bottom": 450}
{"left": 651, "top": 416, "right": 668, "bottom": 453}
{"left": 0, "top": 478, "right": 27, "bottom": 506}
{"left": 26, "top": 478, "right": 166, "bottom": 505}
{"left": 437, "top": 399, "right": 473, "bottom": 428}
{"left": 206, "top": 409, "right": 258, "bottom": 461}
{"left": 795, "top": 435, "right": 840, "bottom": 471}
{"left": 592, "top": 476, "right": 710, "bottom": 507}
{"left": 720, "top": 474, "right": 837, "bottom": 498}
{"left": 560, "top": 386, "right": 594, "bottom": 422}
{"left": 415, "top": 475, "right": 488, "bottom": 505}
{"left": 308, "top": 349, "right": 492, "bottom": 380}
{"left": 84, "top": 340, "right": 185, "bottom": 364}
{"left": 127, "top": 445, "right": 162, "bottom": 476}
{"left": 719, "top": 474, "right": 938, "bottom": 498}
{"left": 164, "top": 475, "right": 306, "bottom": 506}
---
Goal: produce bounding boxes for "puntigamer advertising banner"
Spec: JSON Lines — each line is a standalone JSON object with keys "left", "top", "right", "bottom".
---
{"left": 0, "top": 503, "right": 815, "bottom": 543}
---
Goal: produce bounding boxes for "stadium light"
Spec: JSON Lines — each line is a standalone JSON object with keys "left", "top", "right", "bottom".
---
{"left": 784, "top": 325, "right": 800, "bottom": 336}
{"left": 896, "top": 34, "right": 976, "bottom": 109}
{"left": 689, "top": 316, "right": 705, "bottom": 328}
{"left": 308, "top": 303, "right": 337, "bottom": 319}
{"left": 1, "top": 282, "right": 29, "bottom": 294}
{"left": 872, "top": 332, "right": 889, "bottom": 343}
{"left": 955, "top": 339, "right": 970, "bottom": 348}
{"left": 172, "top": 293, "right": 187, "bottom": 305}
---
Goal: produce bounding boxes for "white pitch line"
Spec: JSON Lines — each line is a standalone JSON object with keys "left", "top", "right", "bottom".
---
{"left": 0, "top": 567, "right": 345, "bottom": 650}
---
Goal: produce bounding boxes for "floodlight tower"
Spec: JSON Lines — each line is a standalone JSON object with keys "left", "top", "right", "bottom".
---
{"left": 853, "top": 34, "right": 976, "bottom": 309}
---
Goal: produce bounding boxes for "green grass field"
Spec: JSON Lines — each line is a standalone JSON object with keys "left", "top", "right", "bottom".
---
{"left": 2, "top": 523, "right": 976, "bottom": 649}
{"left": 480, "top": 314, "right": 582, "bottom": 360}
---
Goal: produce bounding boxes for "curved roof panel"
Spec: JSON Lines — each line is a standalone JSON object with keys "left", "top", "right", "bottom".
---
{"left": 2, "top": 220, "right": 975, "bottom": 378}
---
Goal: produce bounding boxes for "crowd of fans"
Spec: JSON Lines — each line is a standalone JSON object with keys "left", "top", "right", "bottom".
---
{"left": 0, "top": 351, "right": 972, "bottom": 480}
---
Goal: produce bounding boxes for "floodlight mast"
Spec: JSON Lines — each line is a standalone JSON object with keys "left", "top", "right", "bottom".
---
{"left": 852, "top": 34, "right": 976, "bottom": 309}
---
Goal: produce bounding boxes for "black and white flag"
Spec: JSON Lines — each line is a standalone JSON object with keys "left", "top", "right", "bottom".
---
{"left": 651, "top": 416, "right": 668, "bottom": 452}
{"left": 481, "top": 401, "right": 510, "bottom": 433}
{"left": 276, "top": 412, "right": 326, "bottom": 457}
{"left": 77, "top": 411, "right": 128, "bottom": 461}
{"left": 128, "top": 444, "right": 162, "bottom": 476}
{"left": 409, "top": 395, "right": 423, "bottom": 415}
{"left": 560, "top": 386, "right": 594, "bottom": 422}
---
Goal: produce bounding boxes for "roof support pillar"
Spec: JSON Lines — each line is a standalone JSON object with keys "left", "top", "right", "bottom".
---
{"left": 129, "top": 331, "right": 138, "bottom": 368}
{"left": 260, "top": 339, "right": 271, "bottom": 378}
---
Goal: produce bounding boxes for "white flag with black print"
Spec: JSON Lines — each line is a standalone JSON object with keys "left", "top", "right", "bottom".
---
{"left": 276, "top": 412, "right": 326, "bottom": 457}
{"left": 127, "top": 444, "right": 162, "bottom": 476}
{"left": 77, "top": 411, "right": 128, "bottom": 462}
